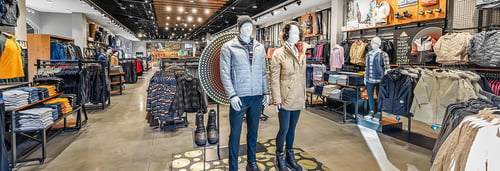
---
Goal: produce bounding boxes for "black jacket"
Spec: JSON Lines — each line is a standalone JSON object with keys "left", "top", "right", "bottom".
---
{"left": 170, "top": 74, "right": 208, "bottom": 115}
{"left": 378, "top": 70, "right": 414, "bottom": 116}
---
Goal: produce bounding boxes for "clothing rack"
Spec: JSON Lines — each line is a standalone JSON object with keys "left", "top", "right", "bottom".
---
{"left": 480, "top": 90, "right": 500, "bottom": 102}
{"left": 161, "top": 58, "right": 199, "bottom": 70}
{"left": 36, "top": 59, "right": 110, "bottom": 110}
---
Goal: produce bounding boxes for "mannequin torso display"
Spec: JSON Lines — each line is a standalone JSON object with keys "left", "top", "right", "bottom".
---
{"left": 365, "top": 37, "right": 390, "bottom": 84}
{"left": 373, "top": 1, "right": 390, "bottom": 24}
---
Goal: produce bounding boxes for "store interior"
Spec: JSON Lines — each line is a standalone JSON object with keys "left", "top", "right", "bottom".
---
{"left": 0, "top": 0, "right": 499, "bottom": 171}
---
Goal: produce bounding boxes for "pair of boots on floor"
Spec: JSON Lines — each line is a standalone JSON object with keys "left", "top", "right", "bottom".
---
{"left": 194, "top": 110, "right": 218, "bottom": 146}
{"left": 275, "top": 149, "right": 302, "bottom": 171}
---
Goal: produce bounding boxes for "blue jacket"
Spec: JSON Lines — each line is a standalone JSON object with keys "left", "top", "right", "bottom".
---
{"left": 220, "top": 37, "right": 269, "bottom": 98}
{"left": 365, "top": 50, "right": 389, "bottom": 83}
{"left": 50, "top": 42, "right": 66, "bottom": 60}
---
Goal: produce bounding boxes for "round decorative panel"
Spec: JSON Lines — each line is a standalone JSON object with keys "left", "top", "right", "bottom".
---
{"left": 198, "top": 32, "right": 239, "bottom": 105}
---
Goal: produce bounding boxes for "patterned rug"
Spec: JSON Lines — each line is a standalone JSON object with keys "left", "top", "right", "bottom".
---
{"left": 171, "top": 139, "right": 331, "bottom": 171}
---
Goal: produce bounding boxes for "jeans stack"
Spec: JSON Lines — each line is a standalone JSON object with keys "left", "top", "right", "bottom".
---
{"left": 15, "top": 108, "right": 54, "bottom": 131}
{"left": 36, "top": 104, "right": 62, "bottom": 121}
{"left": 2, "top": 90, "right": 29, "bottom": 110}
{"left": 34, "top": 85, "right": 57, "bottom": 96}
{"left": 16, "top": 87, "right": 40, "bottom": 103}
{"left": 37, "top": 88, "right": 50, "bottom": 99}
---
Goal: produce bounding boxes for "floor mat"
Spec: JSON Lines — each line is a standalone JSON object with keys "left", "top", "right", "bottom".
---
{"left": 171, "top": 139, "right": 331, "bottom": 171}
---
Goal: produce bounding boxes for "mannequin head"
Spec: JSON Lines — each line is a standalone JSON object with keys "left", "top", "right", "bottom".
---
{"left": 237, "top": 15, "right": 254, "bottom": 40}
{"left": 371, "top": 37, "right": 382, "bottom": 50}
{"left": 281, "top": 21, "right": 303, "bottom": 44}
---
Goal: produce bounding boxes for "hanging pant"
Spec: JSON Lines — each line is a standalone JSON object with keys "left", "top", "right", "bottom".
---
{"left": 228, "top": 95, "right": 263, "bottom": 171}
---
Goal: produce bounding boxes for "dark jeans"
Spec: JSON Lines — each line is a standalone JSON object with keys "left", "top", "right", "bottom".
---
{"left": 0, "top": 98, "right": 8, "bottom": 171}
{"left": 366, "top": 83, "right": 380, "bottom": 112}
{"left": 276, "top": 109, "right": 301, "bottom": 153}
{"left": 228, "top": 95, "right": 263, "bottom": 171}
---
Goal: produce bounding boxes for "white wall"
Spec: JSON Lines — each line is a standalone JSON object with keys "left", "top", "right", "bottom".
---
{"left": 72, "top": 13, "right": 85, "bottom": 48}
{"left": 39, "top": 12, "right": 72, "bottom": 38}
{"left": 15, "top": 0, "right": 27, "bottom": 41}
{"left": 26, "top": 9, "right": 41, "bottom": 32}
{"left": 132, "top": 41, "right": 147, "bottom": 58}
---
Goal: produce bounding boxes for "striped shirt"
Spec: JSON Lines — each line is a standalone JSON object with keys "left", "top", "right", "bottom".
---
{"left": 238, "top": 36, "right": 254, "bottom": 65}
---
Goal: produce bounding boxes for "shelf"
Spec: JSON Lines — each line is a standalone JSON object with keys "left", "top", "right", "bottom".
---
{"left": 7, "top": 92, "right": 65, "bottom": 112}
{"left": 109, "top": 72, "right": 125, "bottom": 76}
{"left": 0, "top": 82, "right": 30, "bottom": 90}
{"left": 312, "top": 79, "right": 362, "bottom": 88}
{"left": 342, "top": 18, "right": 445, "bottom": 32}
{"left": 49, "top": 35, "right": 74, "bottom": 42}
{"left": 13, "top": 105, "right": 82, "bottom": 133}
{"left": 110, "top": 90, "right": 121, "bottom": 94}
{"left": 110, "top": 81, "right": 125, "bottom": 85}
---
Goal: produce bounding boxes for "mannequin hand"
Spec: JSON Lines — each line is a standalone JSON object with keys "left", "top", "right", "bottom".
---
{"left": 262, "top": 95, "right": 270, "bottom": 106}
{"left": 230, "top": 96, "right": 242, "bottom": 111}
{"left": 274, "top": 103, "right": 281, "bottom": 112}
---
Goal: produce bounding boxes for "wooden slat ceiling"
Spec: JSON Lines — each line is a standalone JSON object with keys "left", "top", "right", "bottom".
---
{"left": 154, "top": 0, "right": 229, "bottom": 31}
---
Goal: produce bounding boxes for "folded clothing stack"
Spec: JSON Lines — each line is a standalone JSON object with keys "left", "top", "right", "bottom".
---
{"left": 59, "top": 94, "right": 77, "bottom": 107}
{"left": 36, "top": 104, "right": 62, "bottom": 121}
{"left": 37, "top": 87, "right": 50, "bottom": 99}
{"left": 2, "top": 90, "right": 29, "bottom": 110}
{"left": 44, "top": 98, "right": 72, "bottom": 114}
{"left": 33, "top": 77, "right": 65, "bottom": 92}
{"left": 35, "top": 85, "right": 57, "bottom": 96}
{"left": 16, "top": 87, "right": 40, "bottom": 103}
{"left": 15, "top": 108, "right": 54, "bottom": 131}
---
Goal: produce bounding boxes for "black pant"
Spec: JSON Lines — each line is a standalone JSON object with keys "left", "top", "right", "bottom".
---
{"left": 0, "top": 98, "right": 9, "bottom": 171}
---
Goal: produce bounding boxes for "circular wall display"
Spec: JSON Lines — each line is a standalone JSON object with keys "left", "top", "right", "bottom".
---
{"left": 198, "top": 32, "right": 239, "bottom": 105}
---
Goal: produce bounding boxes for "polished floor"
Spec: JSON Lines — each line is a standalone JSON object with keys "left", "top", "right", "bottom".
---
{"left": 16, "top": 71, "right": 434, "bottom": 171}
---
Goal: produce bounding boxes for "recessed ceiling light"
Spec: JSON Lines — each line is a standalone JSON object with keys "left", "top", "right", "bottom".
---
{"left": 47, "top": 0, "right": 53, "bottom": 3}
{"left": 165, "top": 27, "right": 169, "bottom": 30}
{"left": 182, "top": 28, "right": 185, "bottom": 31}
{"left": 177, "top": 16, "right": 181, "bottom": 21}
{"left": 166, "top": 23, "right": 169, "bottom": 26}
{"left": 189, "top": 28, "right": 192, "bottom": 31}
{"left": 187, "top": 16, "right": 193, "bottom": 22}
{"left": 192, "top": 8, "right": 197, "bottom": 13}
{"left": 204, "top": 9, "right": 210, "bottom": 14}
{"left": 167, "top": 16, "right": 170, "bottom": 20}
{"left": 197, "top": 17, "right": 202, "bottom": 22}
{"left": 148, "top": 11, "right": 151, "bottom": 14}
{"left": 184, "top": 23, "right": 187, "bottom": 27}
{"left": 166, "top": 6, "right": 171, "bottom": 11}
{"left": 193, "top": 24, "right": 196, "bottom": 27}
{"left": 178, "top": 7, "right": 184, "bottom": 12}
{"left": 175, "top": 23, "right": 178, "bottom": 26}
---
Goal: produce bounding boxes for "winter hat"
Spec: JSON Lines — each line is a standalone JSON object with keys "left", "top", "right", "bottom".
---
{"left": 237, "top": 15, "right": 253, "bottom": 30}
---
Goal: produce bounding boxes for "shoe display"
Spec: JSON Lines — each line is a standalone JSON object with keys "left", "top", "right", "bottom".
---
{"left": 426, "top": 10, "right": 433, "bottom": 14}
{"left": 419, "top": 11, "right": 425, "bottom": 15}
{"left": 207, "top": 109, "right": 219, "bottom": 144}
{"left": 194, "top": 112, "right": 207, "bottom": 146}
{"left": 394, "top": 12, "right": 403, "bottom": 19}
{"left": 275, "top": 152, "right": 290, "bottom": 171}
{"left": 286, "top": 149, "right": 302, "bottom": 171}
{"left": 403, "top": 10, "right": 412, "bottom": 18}
{"left": 246, "top": 162, "right": 261, "bottom": 171}
{"left": 435, "top": 8, "right": 442, "bottom": 12}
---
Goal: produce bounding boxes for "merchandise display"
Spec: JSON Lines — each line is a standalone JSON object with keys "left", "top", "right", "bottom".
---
{"left": 3, "top": 0, "right": 499, "bottom": 170}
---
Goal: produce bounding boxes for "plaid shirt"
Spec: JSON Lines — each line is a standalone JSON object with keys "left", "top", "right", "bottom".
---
{"left": 238, "top": 36, "right": 254, "bottom": 65}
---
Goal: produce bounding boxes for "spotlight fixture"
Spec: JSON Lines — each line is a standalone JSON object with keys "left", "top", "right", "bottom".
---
{"left": 296, "top": 0, "right": 301, "bottom": 6}
{"left": 148, "top": 10, "right": 151, "bottom": 14}
{"left": 166, "top": 6, "right": 171, "bottom": 11}
{"left": 252, "top": 5, "right": 258, "bottom": 9}
{"left": 284, "top": 6, "right": 287, "bottom": 11}
{"left": 271, "top": 11, "right": 274, "bottom": 16}
{"left": 178, "top": 7, "right": 185, "bottom": 13}
{"left": 204, "top": 9, "right": 210, "bottom": 14}
{"left": 192, "top": 8, "right": 198, "bottom": 13}
{"left": 177, "top": 16, "right": 181, "bottom": 21}
{"left": 184, "top": 23, "right": 188, "bottom": 27}
{"left": 175, "top": 23, "right": 178, "bottom": 26}
{"left": 193, "top": 24, "right": 196, "bottom": 27}
{"left": 187, "top": 16, "right": 193, "bottom": 22}
{"left": 197, "top": 17, "right": 202, "bottom": 22}
{"left": 166, "top": 23, "right": 169, "bottom": 26}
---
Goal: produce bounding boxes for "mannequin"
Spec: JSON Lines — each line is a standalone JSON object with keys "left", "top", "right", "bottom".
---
{"left": 364, "top": 37, "right": 390, "bottom": 121}
{"left": 220, "top": 15, "right": 270, "bottom": 171}
{"left": 270, "top": 21, "right": 306, "bottom": 171}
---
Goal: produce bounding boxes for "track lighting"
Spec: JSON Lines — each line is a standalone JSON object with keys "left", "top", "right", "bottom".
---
{"left": 284, "top": 6, "right": 287, "bottom": 11}
{"left": 296, "top": 0, "right": 301, "bottom": 6}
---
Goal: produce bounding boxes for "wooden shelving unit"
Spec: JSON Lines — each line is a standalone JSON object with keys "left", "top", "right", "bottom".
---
{"left": 27, "top": 34, "right": 74, "bottom": 82}
{"left": 110, "top": 73, "right": 124, "bottom": 95}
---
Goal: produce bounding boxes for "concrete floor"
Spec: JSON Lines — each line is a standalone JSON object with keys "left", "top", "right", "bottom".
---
{"left": 16, "top": 71, "right": 434, "bottom": 171}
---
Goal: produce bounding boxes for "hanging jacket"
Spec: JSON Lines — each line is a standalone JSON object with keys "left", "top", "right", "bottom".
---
{"left": 340, "top": 41, "right": 351, "bottom": 64}
{"left": 220, "top": 37, "right": 269, "bottom": 98}
{"left": 270, "top": 41, "right": 308, "bottom": 110}
{"left": 378, "top": 70, "right": 416, "bottom": 116}
{"left": 349, "top": 40, "right": 367, "bottom": 66}
{"left": 0, "top": 34, "right": 24, "bottom": 79}
{"left": 330, "top": 45, "right": 344, "bottom": 70}
{"left": 468, "top": 30, "right": 500, "bottom": 67}
{"left": 435, "top": 33, "right": 473, "bottom": 64}
{"left": 170, "top": 74, "right": 208, "bottom": 114}
{"left": 381, "top": 40, "right": 395, "bottom": 64}
{"left": 410, "top": 36, "right": 437, "bottom": 63}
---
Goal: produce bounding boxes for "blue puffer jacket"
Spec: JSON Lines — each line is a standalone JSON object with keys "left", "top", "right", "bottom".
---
{"left": 220, "top": 37, "right": 269, "bottom": 98}
{"left": 50, "top": 42, "right": 66, "bottom": 60}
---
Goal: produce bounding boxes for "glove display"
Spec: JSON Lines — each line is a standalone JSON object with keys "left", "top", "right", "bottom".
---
{"left": 230, "top": 96, "right": 242, "bottom": 111}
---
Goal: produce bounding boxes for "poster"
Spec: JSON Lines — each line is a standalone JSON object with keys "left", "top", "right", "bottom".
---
{"left": 347, "top": 0, "right": 377, "bottom": 24}
{"left": 398, "top": 0, "right": 418, "bottom": 8}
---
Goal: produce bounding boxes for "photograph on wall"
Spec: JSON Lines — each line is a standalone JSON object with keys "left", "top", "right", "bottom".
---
{"left": 398, "top": 0, "right": 418, "bottom": 8}
{"left": 347, "top": 0, "right": 377, "bottom": 24}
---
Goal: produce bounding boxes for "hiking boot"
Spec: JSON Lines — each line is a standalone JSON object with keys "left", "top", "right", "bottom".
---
{"left": 207, "top": 109, "right": 219, "bottom": 144}
{"left": 194, "top": 112, "right": 206, "bottom": 146}
{"left": 286, "top": 149, "right": 302, "bottom": 171}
